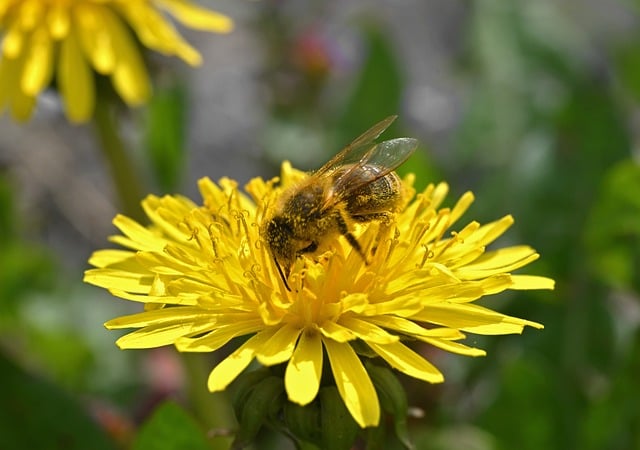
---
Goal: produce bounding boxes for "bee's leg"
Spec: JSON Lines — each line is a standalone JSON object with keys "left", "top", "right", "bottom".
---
{"left": 335, "top": 213, "right": 367, "bottom": 262}
{"left": 351, "top": 212, "right": 393, "bottom": 223}
{"left": 298, "top": 241, "right": 318, "bottom": 255}
{"left": 351, "top": 212, "right": 394, "bottom": 257}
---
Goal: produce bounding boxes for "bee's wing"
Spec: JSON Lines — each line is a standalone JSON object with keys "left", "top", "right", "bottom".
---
{"left": 314, "top": 115, "right": 398, "bottom": 177}
{"left": 329, "top": 137, "right": 419, "bottom": 203}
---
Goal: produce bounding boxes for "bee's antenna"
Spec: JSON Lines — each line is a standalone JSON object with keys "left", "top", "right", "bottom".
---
{"left": 274, "top": 257, "right": 292, "bottom": 292}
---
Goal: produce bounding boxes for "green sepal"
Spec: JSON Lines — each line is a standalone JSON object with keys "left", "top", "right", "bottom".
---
{"left": 320, "top": 386, "right": 360, "bottom": 450}
{"left": 232, "top": 376, "right": 285, "bottom": 448}
{"left": 351, "top": 339, "right": 379, "bottom": 358}
{"left": 366, "top": 362, "right": 414, "bottom": 450}
{"left": 228, "top": 367, "right": 271, "bottom": 415}
{"left": 284, "top": 400, "right": 321, "bottom": 444}
{"left": 364, "top": 420, "right": 386, "bottom": 450}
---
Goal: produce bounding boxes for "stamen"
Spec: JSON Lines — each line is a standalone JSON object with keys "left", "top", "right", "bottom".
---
{"left": 206, "top": 224, "right": 219, "bottom": 258}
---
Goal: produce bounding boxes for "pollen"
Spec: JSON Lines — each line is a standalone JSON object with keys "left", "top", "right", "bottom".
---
{"left": 85, "top": 161, "right": 554, "bottom": 429}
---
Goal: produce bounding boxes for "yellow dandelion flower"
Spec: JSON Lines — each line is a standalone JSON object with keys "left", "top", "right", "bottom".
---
{"left": 0, "top": 0, "right": 233, "bottom": 122}
{"left": 84, "top": 162, "right": 554, "bottom": 428}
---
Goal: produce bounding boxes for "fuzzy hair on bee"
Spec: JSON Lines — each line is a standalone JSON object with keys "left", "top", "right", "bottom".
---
{"left": 260, "top": 116, "right": 418, "bottom": 290}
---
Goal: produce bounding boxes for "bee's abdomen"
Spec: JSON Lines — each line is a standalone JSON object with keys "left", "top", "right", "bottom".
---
{"left": 344, "top": 166, "right": 402, "bottom": 219}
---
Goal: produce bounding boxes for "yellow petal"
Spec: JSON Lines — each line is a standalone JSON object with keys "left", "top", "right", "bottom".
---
{"left": 47, "top": 4, "right": 70, "bottom": 39}
{"left": 111, "top": 45, "right": 151, "bottom": 105}
{"left": 58, "top": 28, "right": 94, "bottom": 122}
{"left": 510, "top": 275, "right": 555, "bottom": 290}
{"left": 118, "top": 3, "right": 201, "bottom": 66}
{"left": 107, "top": 288, "right": 199, "bottom": 306}
{"left": 475, "top": 274, "right": 514, "bottom": 296}
{"left": 208, "top": 329, "right": 277, "bottom": 392}
{"left": 412, "top": 303, "right": 510, "bottom": 329}
{"left": 83, "top": 268, "right": 153, "bottom": 293}
{"left": 319, "top": 320, "right": 357, "bottom": 343}
{"left": 142, "top": 195, "right": 198, "bottom": 240}
{"left": 462, "top": 315, "right": 544, "bottom": 334}
{"left": 338, "top": 316, "right": 399, "bottom": 344}
{"left": 103, "top": 8, "right": 152, "bottom": 103}
{"left": 17, "top": 0, "right": 44, "bottom": 30}
{"left": 457, "top": 249, "right": 540, "bottom": 280}
{"left": 2, "top": 23, "right": 25, "bottom": 58}
{"left": 470, "top": 215, "right": 514, "bottom": 246}
{"left": 176, "top": 319, "right": 265, "bottom": 352}
{"left": 430, "top": 182, "right": 450, "bottom": 210}
{"left": 112, "top": 214, "right": 166, "bottom": 251}
{"left": 323, "top": 339, "right": 380, "bottom": 428}
{"left": 0, "top": 45, "right": 36, "bottom": 120}
{"left": 463, "top": 245, "right": 538, "bottom": 270}
{"left": 418, "top": 336, "right": 486, "bottom": 356}
{"left": 285, "top": 329, "right": 323, "bottom": 405}
{"left": 135, "top": 251, "right": 197, "bottom": 276}
{"left": 87, "top": 249, "right": 135, "bottom": 268}
{"left": 361, "top": 295, "right": 423, "bottom": 316}
{"left": 113, "top": 321, "right": 215, "bottom": 349}
{"left": 73, "top": 3, "right": 117, "bottom": 74}
{"left": 105, "top": 307, "right": 209, "bottom": 328}
{"left": 368, "top": 341, "right": 444, "bottom": 383}
{"left": 157, "top": 0, "right": 234, "bottom": 33}
{"left": 85, "top": 254, "right": 148, "bottom": 277}
{"left": 368, "top": 315, "right": 465, "bottom": 340}
{"left": 449, "top": 191, "right": 474, "bottom": 224}
{"left": 256, "top": 323, "right": 301, "bottom": 366}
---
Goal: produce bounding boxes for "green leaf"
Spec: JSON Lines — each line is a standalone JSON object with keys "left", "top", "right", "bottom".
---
{"left": 616, "top": 41, "right": 640, "bottom": 102}
{"left": 337, "top": 24, "right": 404, "bottom": 142}
{"left": 583, "top": 328, "right": 640, "bottom": 450}
{"left": 0, "top": 351, "right": 115, "bottom": 450}
{"left": 477, "top": 358, "right": 554, "bottom": 450}
{"left": 584, "top": 159, "right": 640, "bottom": 291}
{"left": 144, "top": 82, "right": 188, "bottom": 192}
{"left": 133, "top": 401, "right": 211, "bottom": 450}
{"left": 413, "top": 425, "right": 496, "bottom": 450}
{"left": 0, "top": 175, "right": 15, "bottom": 240}
{"left": 0, "top": 175, "right": 55, "bottom": 311}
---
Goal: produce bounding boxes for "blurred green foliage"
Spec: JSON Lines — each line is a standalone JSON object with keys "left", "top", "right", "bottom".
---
{"left": 585, "top": 161, "right": 640, "bottom": 291}
{"left": 0, "top": 175, "right": 55, "bottom": 314}
{"left": 132, "top": 402, "right": 211, "bottom": 450}
{"left": 2, "top": 1, "right": 640, "bottom": 449}
{"left": 0, "top": 352, "right": 115, "bottom": 450}
{"left": 336, "top": 25, "right": 403, "bottom": 139}
{"left": 144, "top": 81, "right": 188, "bottom": 192}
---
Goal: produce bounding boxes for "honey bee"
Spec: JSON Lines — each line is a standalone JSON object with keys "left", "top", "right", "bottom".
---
{"left": 261, "top": 115, "right": 418, "bottom": 290}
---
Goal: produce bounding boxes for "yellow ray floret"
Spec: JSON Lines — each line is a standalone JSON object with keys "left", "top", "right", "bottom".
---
{"left": 0, "top": 0, "right": 233, "bottom": 122}
{"left": 84, "top": 162, "right": 554, "bottom": 428}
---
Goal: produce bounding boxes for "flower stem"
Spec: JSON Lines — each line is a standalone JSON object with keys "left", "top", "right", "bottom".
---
{"left": 93, "top": 97, "right": 145, "bottom": 222}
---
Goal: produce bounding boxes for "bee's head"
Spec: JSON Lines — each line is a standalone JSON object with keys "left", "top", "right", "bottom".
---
{"left": 262, "top": 216, "right": 296, "bottom": 286}
{"left": 263, "top": 215, "right": 289, "bottom": 256}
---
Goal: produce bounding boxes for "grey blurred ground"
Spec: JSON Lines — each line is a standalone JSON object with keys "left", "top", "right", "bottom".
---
{"left": 0, "top": 0, "right": 635, "bottom": 271}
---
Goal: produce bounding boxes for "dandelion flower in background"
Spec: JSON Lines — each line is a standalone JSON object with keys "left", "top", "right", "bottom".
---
{"left": 0, "top": 0, "right": 233, "bottom": 122}
{"left": 84, "top": 161, "right": 554, "bottom": 429}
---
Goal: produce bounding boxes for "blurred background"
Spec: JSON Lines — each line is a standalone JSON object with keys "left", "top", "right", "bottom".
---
{"left": 1, "top": 0, "right": 639, "bottom": 449}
